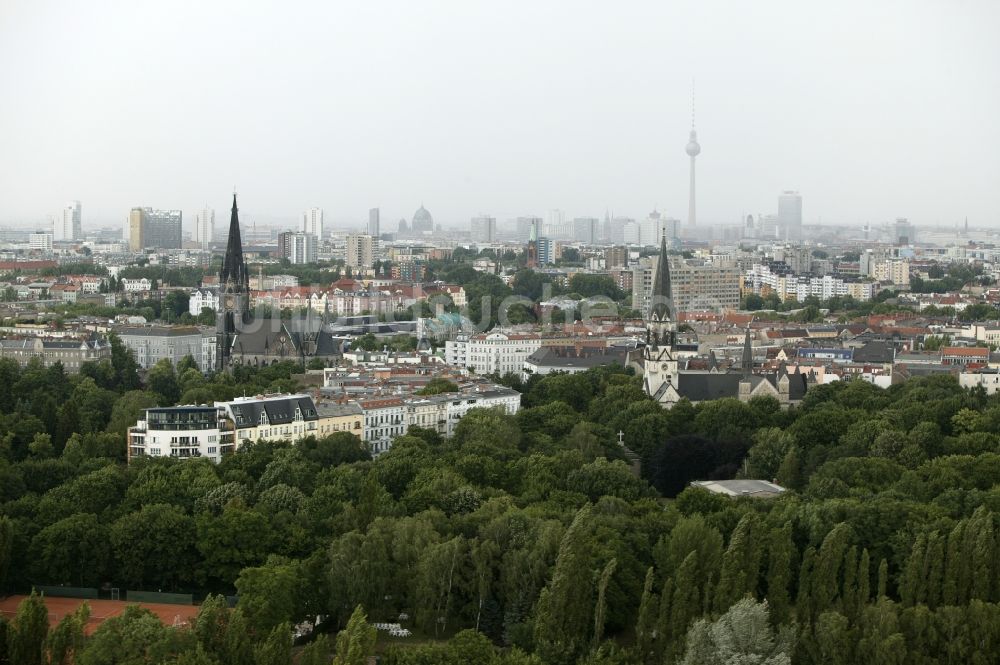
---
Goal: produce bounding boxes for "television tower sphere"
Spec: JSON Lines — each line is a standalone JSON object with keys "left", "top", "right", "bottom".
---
{"left": 685, "top": 129, "right": 701, "bottom": 157}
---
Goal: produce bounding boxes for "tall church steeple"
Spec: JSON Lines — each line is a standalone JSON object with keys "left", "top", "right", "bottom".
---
{"left": 217, "top": 194, "right": 250, "bottom": 371}
{"left": 220, "top": 194, "right": 249, "bottom": 293}
{"left": 742, "top": 328, "right": 753, "bottom": 377}
{"left": 646, "top": 231, "right": 675, "bottom": 349}
{"left": 641, "top": 230, "right": 679, "bottom": 401}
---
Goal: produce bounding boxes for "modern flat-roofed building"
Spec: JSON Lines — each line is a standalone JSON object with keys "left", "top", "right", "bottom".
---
{"left": 278, "top": 231, "right": 318, "bottom": 264}
{"left": 633, "top": 256, "right": 740, "bottom": 313}
{"left": 115, "top": 325, "right": 216, "bottom": 372}
{"left": 128, "top": 208, "right": 182, "bottom": 251}
{"left": 29, "top": 231, "right": 53, "bottom": 252}
{"left": 127, "top": 405, "right": 235, "bottom": 462}
{"left": 346, "top": 234, "right": 377, "bottom": 269}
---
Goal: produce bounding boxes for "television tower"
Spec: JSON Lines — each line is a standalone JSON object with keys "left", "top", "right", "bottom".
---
{"left": 685, "top": 82, "right": 701, "bottom": 227}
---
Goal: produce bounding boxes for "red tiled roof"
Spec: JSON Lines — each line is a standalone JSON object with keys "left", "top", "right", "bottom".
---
{"left": 942, "top": 347, "right": 988, "bottom": 357}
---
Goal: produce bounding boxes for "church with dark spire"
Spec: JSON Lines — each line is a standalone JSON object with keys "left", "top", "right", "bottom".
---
{"left": 217, "top": 195, "right": 250, "bottom": 370}
{"left": 216, "top": 194, "right": 343, "bottom": 371}
{"left": 637, "top": 229, "right": 808, "bottom": 409}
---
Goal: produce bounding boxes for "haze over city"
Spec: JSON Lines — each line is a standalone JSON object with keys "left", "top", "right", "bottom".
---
{"left": 1, "top": 0, "right": 998, "bottom": 229}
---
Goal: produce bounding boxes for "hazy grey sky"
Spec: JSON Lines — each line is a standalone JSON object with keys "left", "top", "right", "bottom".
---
{"left": 1, "top": 0, "right": 998, "bottom": 231}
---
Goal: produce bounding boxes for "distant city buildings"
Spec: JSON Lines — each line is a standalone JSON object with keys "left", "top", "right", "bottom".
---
{"left": 411, "top": 205, "right": 434, "bottom": 234}
{"left": 516, "top": 216, "right": 542, "bottom": 241}
{"left": 894, "top": 218, "right": 916, "bottom": 244}
{"left": 60, "top": 201, "right": 82, "bottom": 241}
{"left": 128, "top": 208, "right": 182, "bottom": 251}
{"left": 302, "top": 208, "right": 324, "bottom": 239}
{"left": 195, "top": 207, "right": 215, "bottom": 248}
{"left": 778, "top": 191, "right": 802, "bottom": 242}
{"left": 573, "top": 217, "right": 599, "bottom": 244}
{"left": 546, "top": 209, "right": 568, "bottom": 239}
{"left": 471, "top": 215, "right": 497, "bottom": 243}
{"left": 368, "top": 208, "right": 380, "bottom": 237}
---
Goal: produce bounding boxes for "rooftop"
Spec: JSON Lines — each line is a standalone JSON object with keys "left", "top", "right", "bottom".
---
{"left": 690, "top": 479, "right": 786, "bottom": 498}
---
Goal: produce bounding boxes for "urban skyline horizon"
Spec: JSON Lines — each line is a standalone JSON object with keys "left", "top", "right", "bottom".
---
{"left": 0, "top": 196, "right": 988, "bottom": 236}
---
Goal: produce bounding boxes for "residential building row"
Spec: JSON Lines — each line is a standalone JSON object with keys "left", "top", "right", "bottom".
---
{"left": 126, "top": 386, "right": 520, "bottom": 462}
{"left": 742, "top": 263, "right": 878, "bottom": 302}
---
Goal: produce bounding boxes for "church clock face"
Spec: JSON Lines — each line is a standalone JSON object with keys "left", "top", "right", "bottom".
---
{"left": 225, "top": 295, "right": 236, "bottom": 309}
{"left": 661, "top": 363, "right": 669, "bottom": 372}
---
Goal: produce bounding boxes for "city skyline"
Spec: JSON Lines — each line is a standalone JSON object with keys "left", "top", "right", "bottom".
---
{"left": 1, "top": 1, "right": 998, "bottom": 229}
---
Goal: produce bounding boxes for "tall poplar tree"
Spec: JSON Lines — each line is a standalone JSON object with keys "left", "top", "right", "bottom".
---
{"left": 534, "top": 504, "right": 595, "bottom": 665}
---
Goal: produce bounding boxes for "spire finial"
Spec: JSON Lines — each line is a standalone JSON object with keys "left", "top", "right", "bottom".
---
{"left": 691, "top": 78, "right": 696, "bottom": 129}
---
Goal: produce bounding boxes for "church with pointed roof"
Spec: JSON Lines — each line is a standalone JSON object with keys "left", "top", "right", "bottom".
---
{"left": 216, "top": 195, "right": 344, "bottom": 371}
{"left": 637, "top": 232, "right": 809, "bottom": 408}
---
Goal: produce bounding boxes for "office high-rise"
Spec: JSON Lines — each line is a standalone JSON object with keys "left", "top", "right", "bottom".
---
{"left": 303, "top": 208, "right": 324, "bottom": 239}
{"left": 279, "top": 231, "right": 318, "bottom": 264}
{"left": 128, "top": 208, "right": 182, "bottom": 251}
{"left": 573, "top": 217, "right": 599, "bottom": 244}
{"left": 196, "top": 206, "right": 215, "bottom": 248}
{"left": 610, "top": 216, "right": 632, "bottom": 245}
{"left": 368, "top": 208, "right": 380, "bottom": 237}
{"left": 546, "top": 209, "right": 568, "bottom": 239}
{"left": 893, "top": 218, "right": 916, "bottom": 245}
{"left": 537, "top": 237, "right": 556, "bottom": 266}
{"left": 61, "top": 201, "right": 82, "bottom": 241}
{"left": 778, "top": 191, "right": 803, "bottom": 242}
{"left": 471, "top": 215, "right": 497, "bottom": 243}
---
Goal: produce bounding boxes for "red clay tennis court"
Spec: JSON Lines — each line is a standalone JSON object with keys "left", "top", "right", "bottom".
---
{"left": 0, "top": 595, "right": 201, "bottom": 635}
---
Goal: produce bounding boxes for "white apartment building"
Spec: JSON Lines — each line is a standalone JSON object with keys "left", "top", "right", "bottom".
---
{"left": 127, "top": 405, "right": 235, "bottom": 463}
{"left": 446, "top": 331, "right": 544, "bottom": 376}
{"left": 29, "top": 232, "right": 53, "bottom": 252}
{"left": 872, "top": 259, "right": 910, "bottom": 286}
{"left": 189, "top": 288, "right": 220, "bottom": 315}
{"left": 359, "top": 397, "right": 407, "bottom": 454}
{"left": 743, "top": 264, "right": 876, "bottom": 303}
{"left": 61, "top": 201, "right": 82, "bottom": 241}
{"left": 372, "top": 387, "right": 521, "bottom": 447}
{"left": 960, "top": 369, "right": 1000, "bottom": 395}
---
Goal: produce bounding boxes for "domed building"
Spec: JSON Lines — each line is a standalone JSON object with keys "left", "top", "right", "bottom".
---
{"left": 411, "top": 205, "right": 434, "bottom": 233}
